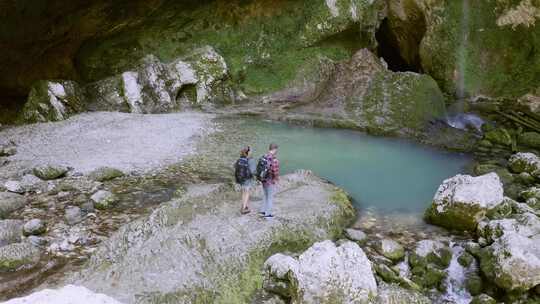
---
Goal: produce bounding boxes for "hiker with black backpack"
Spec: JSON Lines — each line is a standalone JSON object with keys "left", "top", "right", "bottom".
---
{"left": 256, "top": 143, "right": 280, "bottom": 219}
{"left": 235, "top": 146, "right": 256, "bottom": 214}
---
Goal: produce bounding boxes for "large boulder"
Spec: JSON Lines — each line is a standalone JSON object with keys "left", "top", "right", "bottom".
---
{"left": 0, "top": 242, "right": 41, "bottom": 272}
{"left": 180, "top": 46, "right": 229, "bottom": 104}
{"left": 295, "top": 49, "right": 446, "bottom": 137}
{"left": 20, "top": 80, "right": 85, "bottom": 123}
{"left": 477, "top": 212, "right": 540, "bottom": 292}
{"left": 425, "top": 173, "right": 505, "bottom": 231}
{"left": 3, "top": 285, "right": 123, "bottom": 304}
{"left": 261, "top": 56, "right": 336, "bottom": 104}
{"left": 62, "top": 172, "right": 355, "bottom": 303}
{"left": 0, "top": 192, "right": 26, "bottom": 219}
{"left": 86, "top": 46, "right": 229, "bottom": 113}
{"left": 263, "top": 240, "right": 377, "bottom": 304}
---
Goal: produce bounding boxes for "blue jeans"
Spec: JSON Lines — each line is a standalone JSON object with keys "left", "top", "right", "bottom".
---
{"left": 261, "top": 184, "right": 275, "bottom": 216}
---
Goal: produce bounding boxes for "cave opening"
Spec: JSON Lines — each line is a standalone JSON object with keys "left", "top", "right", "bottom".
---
{"left": 0, "top": 96, "right": 24, "bottom": 124}
{"left": 175, "top": 84, "right": 198, "bottom": 107}
{"left": 375, "top": 17, "right": 425, "bottom": 73}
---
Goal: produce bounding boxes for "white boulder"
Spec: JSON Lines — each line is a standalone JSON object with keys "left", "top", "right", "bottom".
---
{"left": 2, "top": 285, "right": 123, "bottom": 304}
{"left": 263, "top": 240, "right": 377, "bottom": 303}
{"left": 425, "top": 173, "right": 504, "bottom": 231}
{"left": 478, "top": 213, "right": 540, "bottom": 291}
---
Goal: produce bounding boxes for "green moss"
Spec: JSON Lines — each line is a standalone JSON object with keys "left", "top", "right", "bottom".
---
{"left": 420, "top": 0, "right": 540, "bottom": 98}
{"left": 359, "top": 71, "right": 446, "bottom": 137}
{"left": 484, "top": 128, "right": 512, "bottom": 146}
{"left": 465, "top": 274, "right": 484, "bottom": 296}
{"left": 411, "top": 264, "right": 447, "bottom": 291}
{"left": 76, "top": 0, "right": 384, "bottom": 96}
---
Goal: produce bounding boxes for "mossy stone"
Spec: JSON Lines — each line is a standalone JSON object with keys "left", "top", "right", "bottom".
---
{"left": 484, "top": 128, "right": 512, "bottom": 147}
{"left": 88, "top": 167, "right": 125, "bottom": 182}
{"left": 457, "top": 252, "right": 474, "bottom": 268}
{"left": 465, "top": 273, "right": 484, "bottom": 296}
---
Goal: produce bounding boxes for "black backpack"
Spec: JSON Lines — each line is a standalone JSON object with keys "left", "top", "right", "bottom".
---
{"left": 235, "top": 157, "right": 252, "bottom": 184}
{"left": 256, "top": 155, "right": 271, "bottom": 182}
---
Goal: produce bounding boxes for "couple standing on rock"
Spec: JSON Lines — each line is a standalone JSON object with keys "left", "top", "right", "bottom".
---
{"left": 235, "top": 143, "right": 280, "bottom": 218}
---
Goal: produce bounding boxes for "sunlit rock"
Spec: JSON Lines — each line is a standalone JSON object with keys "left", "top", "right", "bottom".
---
{"left": 425, "top": 173, "right": 504, "bottom": 231}
{"left": 263, "top": 240, "right": 377, "bottom": 304}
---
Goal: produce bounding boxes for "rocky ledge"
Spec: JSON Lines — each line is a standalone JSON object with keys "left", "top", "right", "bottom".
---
{"left": 424, "top": 151, "right": 540, "bottom": 303}
{"left": 53, "top": 171, "right": 355, "bottom": 303}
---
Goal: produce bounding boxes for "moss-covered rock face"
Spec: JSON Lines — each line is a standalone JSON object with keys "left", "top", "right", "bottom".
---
{"left": 419, "top": 0, "right": 540, "bottom": 98}
{"left": 291, "top": 48, "right": 447, "bottom": 137}
{"left": 360, "top": 70, "right": 446, "bottom": 136}
{"left": 83, "top": 46, "right": 229, "bottom": 114}
{"left": 20, "top": 80, "right": 85, "bottom": 123}
{"left": 76, "top": 0, "right": 386, "bottom": 97}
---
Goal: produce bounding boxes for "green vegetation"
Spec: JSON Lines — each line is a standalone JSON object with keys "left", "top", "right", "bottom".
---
{"left": 76, "top": 0, "right": 384, "bottom": 95}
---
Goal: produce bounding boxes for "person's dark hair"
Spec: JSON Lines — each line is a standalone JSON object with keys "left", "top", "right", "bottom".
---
{"left": 240, "top": 146, "right": 251, "bottom": 157}
{"left": 269, "top": 143, "right": 278, "bottom": 151}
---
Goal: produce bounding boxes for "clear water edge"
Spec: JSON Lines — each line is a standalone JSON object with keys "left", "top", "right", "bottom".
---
{"left": 218, "top": 117, "right": 472, "bottom": 215}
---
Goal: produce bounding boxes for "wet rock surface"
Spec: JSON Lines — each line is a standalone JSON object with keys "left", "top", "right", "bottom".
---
{"left": 61, "top": 172, "right": 355, "bottom": 303}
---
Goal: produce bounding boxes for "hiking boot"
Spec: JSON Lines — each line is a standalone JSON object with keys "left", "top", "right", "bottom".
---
{"left": 263, "top": 214, "right": 274, "bottom": 219}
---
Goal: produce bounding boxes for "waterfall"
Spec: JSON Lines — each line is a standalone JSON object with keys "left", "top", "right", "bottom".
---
{"left": 446, "top": 111, "right": 484, "bottom": 132}
{"left": 456, "top": 0, "right": 470, "bottom": 100}
{"left": 441, "top": 243, "right": 474, "bottom": 304}
{"left": 444, "top": 0, "right": 485, "bottom": 132}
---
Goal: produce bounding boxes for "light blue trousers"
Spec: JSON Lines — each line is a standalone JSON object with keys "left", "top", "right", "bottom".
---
{"left": 261, "top": 184, "right": 275, "bottom": 216}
